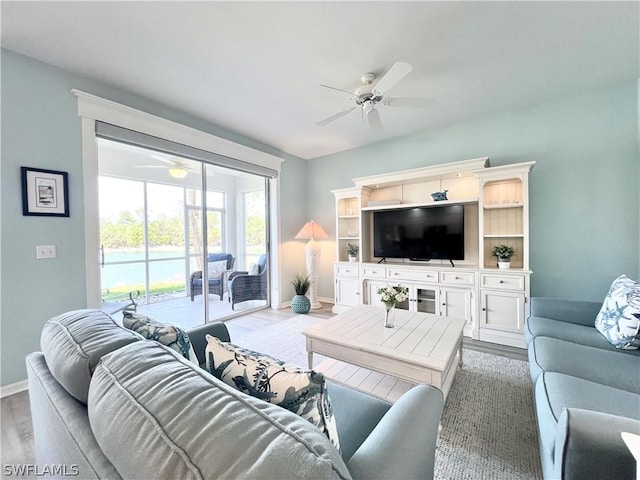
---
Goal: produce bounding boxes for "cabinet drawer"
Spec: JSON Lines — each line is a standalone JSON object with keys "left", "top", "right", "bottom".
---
{"left": 387, "top": 268, "right": 438, "bottom": 283}
{"left": 481, "top": 273, "right": 525, "bottom": 291}
{"left": 361, "top": 266, "right": 386, "bottom": 278}
{"left": 440, "top": 271, "right": 475, "bottom": 286}
{"left": 336, "top": 265, "right": 359, "bottom": 277}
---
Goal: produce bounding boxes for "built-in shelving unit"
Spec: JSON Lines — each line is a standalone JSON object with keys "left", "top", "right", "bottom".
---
{"left": 331, "top": 157, "right": 535, "bottom": 348}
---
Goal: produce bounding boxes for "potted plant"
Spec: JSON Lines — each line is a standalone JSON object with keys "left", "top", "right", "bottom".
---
{"left": 291, "top": 274, "right": 311, "bottom": 313}
{"left": 346, "top": 243, "right": 359, "bottom": 262}
{"left": 492, "top": 244, "right": 515, "bottom": 269}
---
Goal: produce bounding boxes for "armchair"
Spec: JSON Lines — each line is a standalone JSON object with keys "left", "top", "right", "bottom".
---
{"left": 190, "top": 253, "right": 235, "bottom": 301}
{"left": 228, "top": 254, "right": 268, "bottom": 310}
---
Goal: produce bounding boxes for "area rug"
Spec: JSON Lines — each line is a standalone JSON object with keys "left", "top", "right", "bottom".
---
{"left": 231, "top": 315, "right": 542, "bottom": 480}
{"left": 230, "top": 314, "right": 323, "bottom": 367}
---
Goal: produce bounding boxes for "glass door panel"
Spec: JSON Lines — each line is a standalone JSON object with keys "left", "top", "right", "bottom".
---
{"left": 98, "top": 137, "right": 272, "bottom": 325}
{"left": 416, "top": 287, "right": 437, "bottom": 314}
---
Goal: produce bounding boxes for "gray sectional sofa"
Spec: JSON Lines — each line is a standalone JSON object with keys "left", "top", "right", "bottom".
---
{"left": 26, "top": 309, "right": 444, "bottom": 479}
{"left": 526, "top": 297, "right": 640, "bottom": 480}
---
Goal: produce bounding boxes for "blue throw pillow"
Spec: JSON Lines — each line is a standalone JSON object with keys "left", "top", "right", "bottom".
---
{"left": 123, "top": 311, "right": 198, "bottom": 364}
{"left": 595, "top": 275, "right": 640, "bottom": 350}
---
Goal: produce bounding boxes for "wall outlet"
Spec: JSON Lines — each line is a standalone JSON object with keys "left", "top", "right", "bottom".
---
{"left": 36, "top": 245, "right": 56, "bottom": 259}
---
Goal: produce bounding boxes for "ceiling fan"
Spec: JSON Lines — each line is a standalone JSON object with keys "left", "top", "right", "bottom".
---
{"left": 316, "top": 61, "right": 434, "bottom": 130}
{"left": 134, "top": 154, "right": 200, "bottom": 179}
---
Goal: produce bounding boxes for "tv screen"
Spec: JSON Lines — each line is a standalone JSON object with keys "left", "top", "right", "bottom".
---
{"left": 373, "top": 205, "right": 465, "bottom": 261}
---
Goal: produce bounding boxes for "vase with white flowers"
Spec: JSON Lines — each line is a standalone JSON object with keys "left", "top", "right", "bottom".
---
{"left": 376, "top": 284, "right": 409, "bottom": 328}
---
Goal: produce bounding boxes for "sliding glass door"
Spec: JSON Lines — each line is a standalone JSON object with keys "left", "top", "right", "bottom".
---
{"left": 96, "top": 138, "right": 270, "bottom": 327}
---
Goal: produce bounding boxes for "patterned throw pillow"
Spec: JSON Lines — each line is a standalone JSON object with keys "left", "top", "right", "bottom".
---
{"left": 123, "top": 311, "right": 198, "bottom": 364}
{"left": 595, "top": 275, "right": 640, "bottom": 350}
{"left": 208, "top": 260, "right": 228, "bottom": 280}
{"left": 204, "top": 335, "right": 340, "bottom": 450}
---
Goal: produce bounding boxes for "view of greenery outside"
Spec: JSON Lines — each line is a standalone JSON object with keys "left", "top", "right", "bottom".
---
{"left": 100, "top": 175, "right": 266, "bottom": 304}
{"left": 244, "top": 189, "right": 266, "bottom": 265}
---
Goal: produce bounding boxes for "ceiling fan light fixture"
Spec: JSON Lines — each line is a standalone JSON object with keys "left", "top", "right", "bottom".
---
{"left": 168, "top": 167, "right": 188, "bottom": 179}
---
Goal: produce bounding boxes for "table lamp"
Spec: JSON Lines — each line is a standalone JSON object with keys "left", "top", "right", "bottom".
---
{"left": 295, "top": 220, "right": 328, "bottom": 310}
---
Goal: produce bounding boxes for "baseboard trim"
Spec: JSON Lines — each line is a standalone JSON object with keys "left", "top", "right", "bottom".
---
{"left": 1, "top": 379, "right": 28, "bottom": 398}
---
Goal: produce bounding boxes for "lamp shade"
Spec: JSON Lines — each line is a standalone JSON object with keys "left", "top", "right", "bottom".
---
{"left": 295, "top": 220, "right": 328, "bottom": 240}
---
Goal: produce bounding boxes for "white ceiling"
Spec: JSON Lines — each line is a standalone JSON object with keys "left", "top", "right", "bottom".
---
{"left": 2, "top": 1, "right": 638, "bottom": 160}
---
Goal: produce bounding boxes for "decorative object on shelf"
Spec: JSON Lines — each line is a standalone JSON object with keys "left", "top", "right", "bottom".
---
{"left": 346, "top": 243, "right": 359, "bottom": 262}
{"left": 377, "top": 284, "right": 409, "bottom": 328}
{"left": 21, "top": 167, "right": 69, "bottom": 217}
{"left": 295, "top": 220, "right": 329, "bottom": 310}
{"left": 430, "top": 190, "right": 448, "bottom": 202}
{"left": 290, "top": 274, "right": 311, "bottom": 314}
{"left": 492, "top": 244, "right": 515, "bottom": 269}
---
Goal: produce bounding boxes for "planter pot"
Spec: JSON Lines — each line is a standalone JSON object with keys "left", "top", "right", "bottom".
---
{"left": 348, "top": 255, "right": 357, "bottom": 262}
{"left": 497, "top": 258, "right": 511, "bottom": 269}
{"left": 291, "top": 294, "right": 311, "bottom": 314}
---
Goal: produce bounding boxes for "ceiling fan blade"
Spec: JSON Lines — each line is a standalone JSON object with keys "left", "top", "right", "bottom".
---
{"left": 149, "top": 154, "right": 178, "bottom": 165}
{"left": 367, "top": 108, "right": 382, "bottom": 130}
{"left": 372, "top": 61, "right": 413, "bottom": 95}
{"left": 316, "top": 107, "right": 356, "bottom": 127}
{"left": 317, "top": 84, "right": 356, "bottom": 99}
{"left": 384, "top": 97, "right": 435, "bottom": 108}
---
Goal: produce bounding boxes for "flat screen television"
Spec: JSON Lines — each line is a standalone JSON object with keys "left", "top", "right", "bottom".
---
{"left": 373, "top": 205, "right": 465, "bottom": 262}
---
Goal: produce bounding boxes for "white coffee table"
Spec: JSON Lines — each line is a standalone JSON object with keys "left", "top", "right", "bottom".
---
{"left": 303, "top": 305, "right": 465, "bottom": 400}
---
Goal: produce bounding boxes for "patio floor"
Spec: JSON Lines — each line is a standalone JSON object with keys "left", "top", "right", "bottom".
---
{"left": 105, "top": 291, "right": 267, "bottom": 330}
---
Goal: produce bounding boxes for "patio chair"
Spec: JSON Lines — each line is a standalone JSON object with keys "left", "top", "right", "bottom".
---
{"left": 190, "top": 253, "right": 235, "bottom": 301}
{"left": 228, "top": 254, "right": 268, "bottom": 310}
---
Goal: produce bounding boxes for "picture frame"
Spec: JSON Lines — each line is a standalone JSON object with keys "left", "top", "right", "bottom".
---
{"left": 21, "top": 167, "right": 69, "bottom": 217}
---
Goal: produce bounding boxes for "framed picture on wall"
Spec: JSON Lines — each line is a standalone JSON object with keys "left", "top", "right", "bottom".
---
{"left": 21, "top": 167, "right": 69, "bottom": 217}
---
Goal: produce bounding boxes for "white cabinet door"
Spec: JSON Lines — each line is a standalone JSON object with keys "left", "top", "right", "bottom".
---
{"left": 335, "top": 276, "right": 360, "bottom": 307}
{"left": 440, "top": 287, "right": 472, "bottom": 325}
{"left": 480, "top": 289, "right": 525, "bottom": 333}
{"left": 413, "top": 285, "right": 438, "bottom": 314}
{"left": 364, "top": 280, "right": 388, "bottom": 307}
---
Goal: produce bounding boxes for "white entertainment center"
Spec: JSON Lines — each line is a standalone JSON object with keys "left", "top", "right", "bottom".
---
{"left": 331, "top": 157, "right": 535, "bottom": 348}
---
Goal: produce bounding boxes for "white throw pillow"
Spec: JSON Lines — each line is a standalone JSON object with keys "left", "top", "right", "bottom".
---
{"left": 595, "top": 275, "right": 640, "bottom": 350}
{"left": 248, "top": 262, "right": 260, "bottom": 275}
{"left": 204, "top": 335, "right": 340, "bottom": 451}
{"left": 208, "top": 260, "right": 227, "bottom": 279}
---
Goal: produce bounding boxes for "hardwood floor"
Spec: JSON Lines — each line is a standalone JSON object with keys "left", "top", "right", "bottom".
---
{"left": 0, "top": 302, "right": 527, "bottom": 468}
{"left": 1, "top": 389, "right": 35, "bottom": 474}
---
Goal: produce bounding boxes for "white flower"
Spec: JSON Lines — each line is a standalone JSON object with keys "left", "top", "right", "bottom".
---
{"left": 377, "top": 284, "right": 408, "bottom": 307}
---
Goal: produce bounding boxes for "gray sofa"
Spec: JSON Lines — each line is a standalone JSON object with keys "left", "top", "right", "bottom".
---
{"left": 526, "top": 298, "right": 640, "bottom": 480}
{"left": 26, "top": 309, "right": 444, "bottom": 479}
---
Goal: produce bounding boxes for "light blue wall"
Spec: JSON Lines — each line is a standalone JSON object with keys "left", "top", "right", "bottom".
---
{"left": 2, "top": 47, "right": 638, "bottom": 386}
{"left": 308, "top": 80, "right": 640, "bottom": 302}
{"left": 0, "top": 49, "right": 307, "bottom": 386}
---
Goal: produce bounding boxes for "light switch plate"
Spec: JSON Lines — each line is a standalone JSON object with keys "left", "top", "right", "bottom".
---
{"left": 36, "top": 245, "right": 56, "bottom": 259}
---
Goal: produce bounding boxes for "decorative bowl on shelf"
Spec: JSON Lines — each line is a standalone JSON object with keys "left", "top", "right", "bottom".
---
{"left": 431, "top": 190, "right": 448, "bottom": 201}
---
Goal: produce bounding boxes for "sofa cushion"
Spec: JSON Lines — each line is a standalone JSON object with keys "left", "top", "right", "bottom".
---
{"left": 88, "top": 342, "right": 351, "bottom": 480}
{"left": 122, "top": 311, "right": 198, "bottom": 364}
{"left": 40, "top": 309, "right": 142, "bottom": 404}
{"left": 595, "top": 275, "right": 640, "bottom": 350}
{"left": 327, "top": 382, "right": 391, "bottom": 462}
{"left": 536, "top": 372, "right": 640, "bottom": 426}
{"left": 205, "top": 335, "right": 340, "bottom": 450}
{"left": 525, "top": 316, "right": 640, "bottom": 355}
{"left": 529, "top": 337, "right": 640, "bottom": 393}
